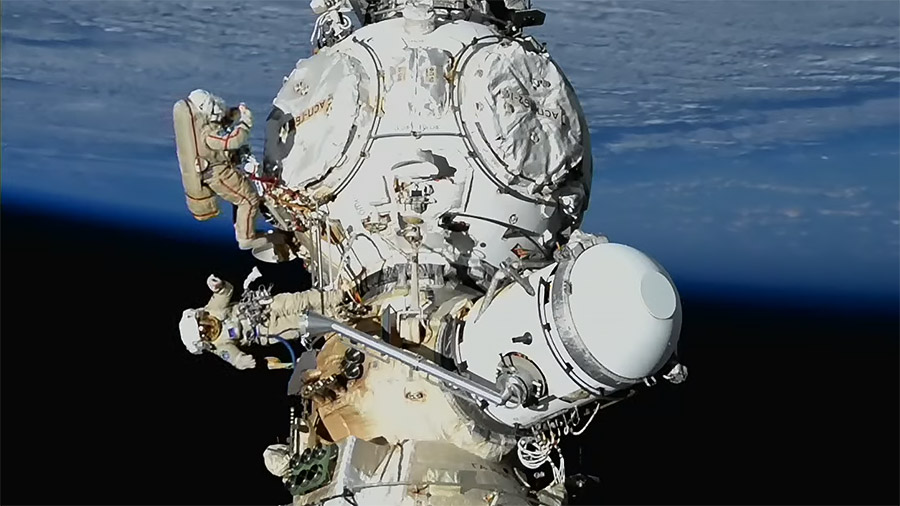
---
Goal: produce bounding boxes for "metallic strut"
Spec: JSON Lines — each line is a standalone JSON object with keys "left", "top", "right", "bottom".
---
{"left": 303, "top": 312, "right": 507, "bottom": 406}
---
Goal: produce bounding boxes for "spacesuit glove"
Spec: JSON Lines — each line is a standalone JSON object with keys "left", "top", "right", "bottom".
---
{"left": 233, "top": 354, "right": 257, "bottom": 370}
{"left": 207, "top": 274, "right": 225, "bottom": 293}
{"left": 326, "top": 290, "right": 346, "bottom": 310}
{"left": 238, "top": 103, "right": 253, "bottom": 129}
{"left": 260, "top": 335, "right": 280, "bottom": 345}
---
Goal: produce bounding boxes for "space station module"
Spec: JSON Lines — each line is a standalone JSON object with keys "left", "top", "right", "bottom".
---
{"left": 181, "top": 1, "right": 688, "bottom": 504}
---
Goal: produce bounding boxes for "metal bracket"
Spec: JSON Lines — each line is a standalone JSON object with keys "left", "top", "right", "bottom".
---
{"left": 499, "top": 260, "right": 534, "bottom": 296}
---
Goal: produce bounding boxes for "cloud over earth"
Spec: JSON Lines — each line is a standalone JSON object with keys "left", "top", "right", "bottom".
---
{"left": 1, "top": 0, "right": 897, "bottom": 296}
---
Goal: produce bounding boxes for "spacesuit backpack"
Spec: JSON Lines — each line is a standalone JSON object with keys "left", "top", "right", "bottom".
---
{"left": 173, "top": 97, "right": 220, "bottom": 221}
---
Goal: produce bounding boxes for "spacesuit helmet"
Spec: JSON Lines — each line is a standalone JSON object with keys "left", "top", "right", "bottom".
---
{"left": 179, "top": 309, "right": 222, "bottom": 354}
{"left": 187, "top": 89, "right": 226, "bottom": 123}
{"left": 197, "top": 312, "right": 223, "bottom": 342}
{"left": 178, "top": 309, "right": 204, "bottom": 355}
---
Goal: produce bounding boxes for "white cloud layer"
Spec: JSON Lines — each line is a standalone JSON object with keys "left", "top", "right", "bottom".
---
{"left": 1, "top": 0, "right": 897, "bottom": 292}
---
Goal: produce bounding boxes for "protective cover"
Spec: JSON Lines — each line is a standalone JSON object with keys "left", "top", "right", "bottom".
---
{"left": 458, "top": 40, "right": 584, "bottom": 192}
{"left": 272, "top": 50, "right": 375, "bottom": 190}
{"left": 297, "top": 437, "right": 562, "bottom": 506}
{"left": 173, "top": 99, "right": 219, "bottom": 220}
{"left": 378, "top": 46, "right": 453, "bottom": 134}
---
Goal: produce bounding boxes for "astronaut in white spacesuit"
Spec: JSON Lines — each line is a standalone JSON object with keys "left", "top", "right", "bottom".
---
{"left": 178, "top": 274, "right": 343, "bottom": 370}
{"left": 179, "top": 89, "right": 273, "bottom": 251}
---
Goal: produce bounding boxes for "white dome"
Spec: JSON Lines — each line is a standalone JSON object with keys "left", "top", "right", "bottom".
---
{"left": 562, "top": 243, "right": 681, "bottom": 380}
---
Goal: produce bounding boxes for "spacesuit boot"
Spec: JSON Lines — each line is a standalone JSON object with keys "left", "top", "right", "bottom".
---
{"left": 237, "top": 234, "right": 272, "bottom": 251}
{"left": 236, "top": 228, "right": 289, "bottom": 251}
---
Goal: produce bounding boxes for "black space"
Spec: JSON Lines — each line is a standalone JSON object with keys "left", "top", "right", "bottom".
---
{"left": 2, "top": 204, "right": 898, "bottom": 506}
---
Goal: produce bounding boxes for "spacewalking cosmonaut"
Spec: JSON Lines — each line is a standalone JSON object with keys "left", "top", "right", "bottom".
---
{"left": 178, "top": 274, "right": 343, "bottom": 370}
{"left": 173, "top": 89, "right": 274, "bottom": 250}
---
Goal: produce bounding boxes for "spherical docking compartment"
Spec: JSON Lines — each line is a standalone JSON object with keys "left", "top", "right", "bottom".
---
{"left": 551, "top": 243, "right": 681, "bottom": 385}
{"left": 453, "top": 240, "right": 681, "bottom": 429}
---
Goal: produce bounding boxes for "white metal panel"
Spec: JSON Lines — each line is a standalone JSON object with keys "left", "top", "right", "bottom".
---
{"left": 458, "top": 263, "right": 606, "bottom": 428}
{"left": 458, "top": 39, "right": 584, "bottom": 194}
{"left": 275, "top": 48, "right": 375, "bottom": 189}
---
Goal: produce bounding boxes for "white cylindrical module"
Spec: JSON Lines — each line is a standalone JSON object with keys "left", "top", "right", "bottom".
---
{"left": 453, "top": 241, "right": 682, "bottom": 428}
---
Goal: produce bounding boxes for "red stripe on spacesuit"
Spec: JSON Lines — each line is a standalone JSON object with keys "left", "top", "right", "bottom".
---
{"left": 209, "top": 127, "right": 244, "bottom": 150}
{"left": 246, "top": 207, "right": 253, "bottom": 240}
{"left": 186, "top": 192, "right": 216, "bottom": 201}
{"left": 184, "top": 98, "right": 204, "bottom": 171}
{"left": 216, "top": 176, "right": 255, "bottom": 240}
{"left": 191, "top": 209, "right": 218, "bottom": 219}
{"left": 216, "top": 178, "right": 251, "bottom": 205}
